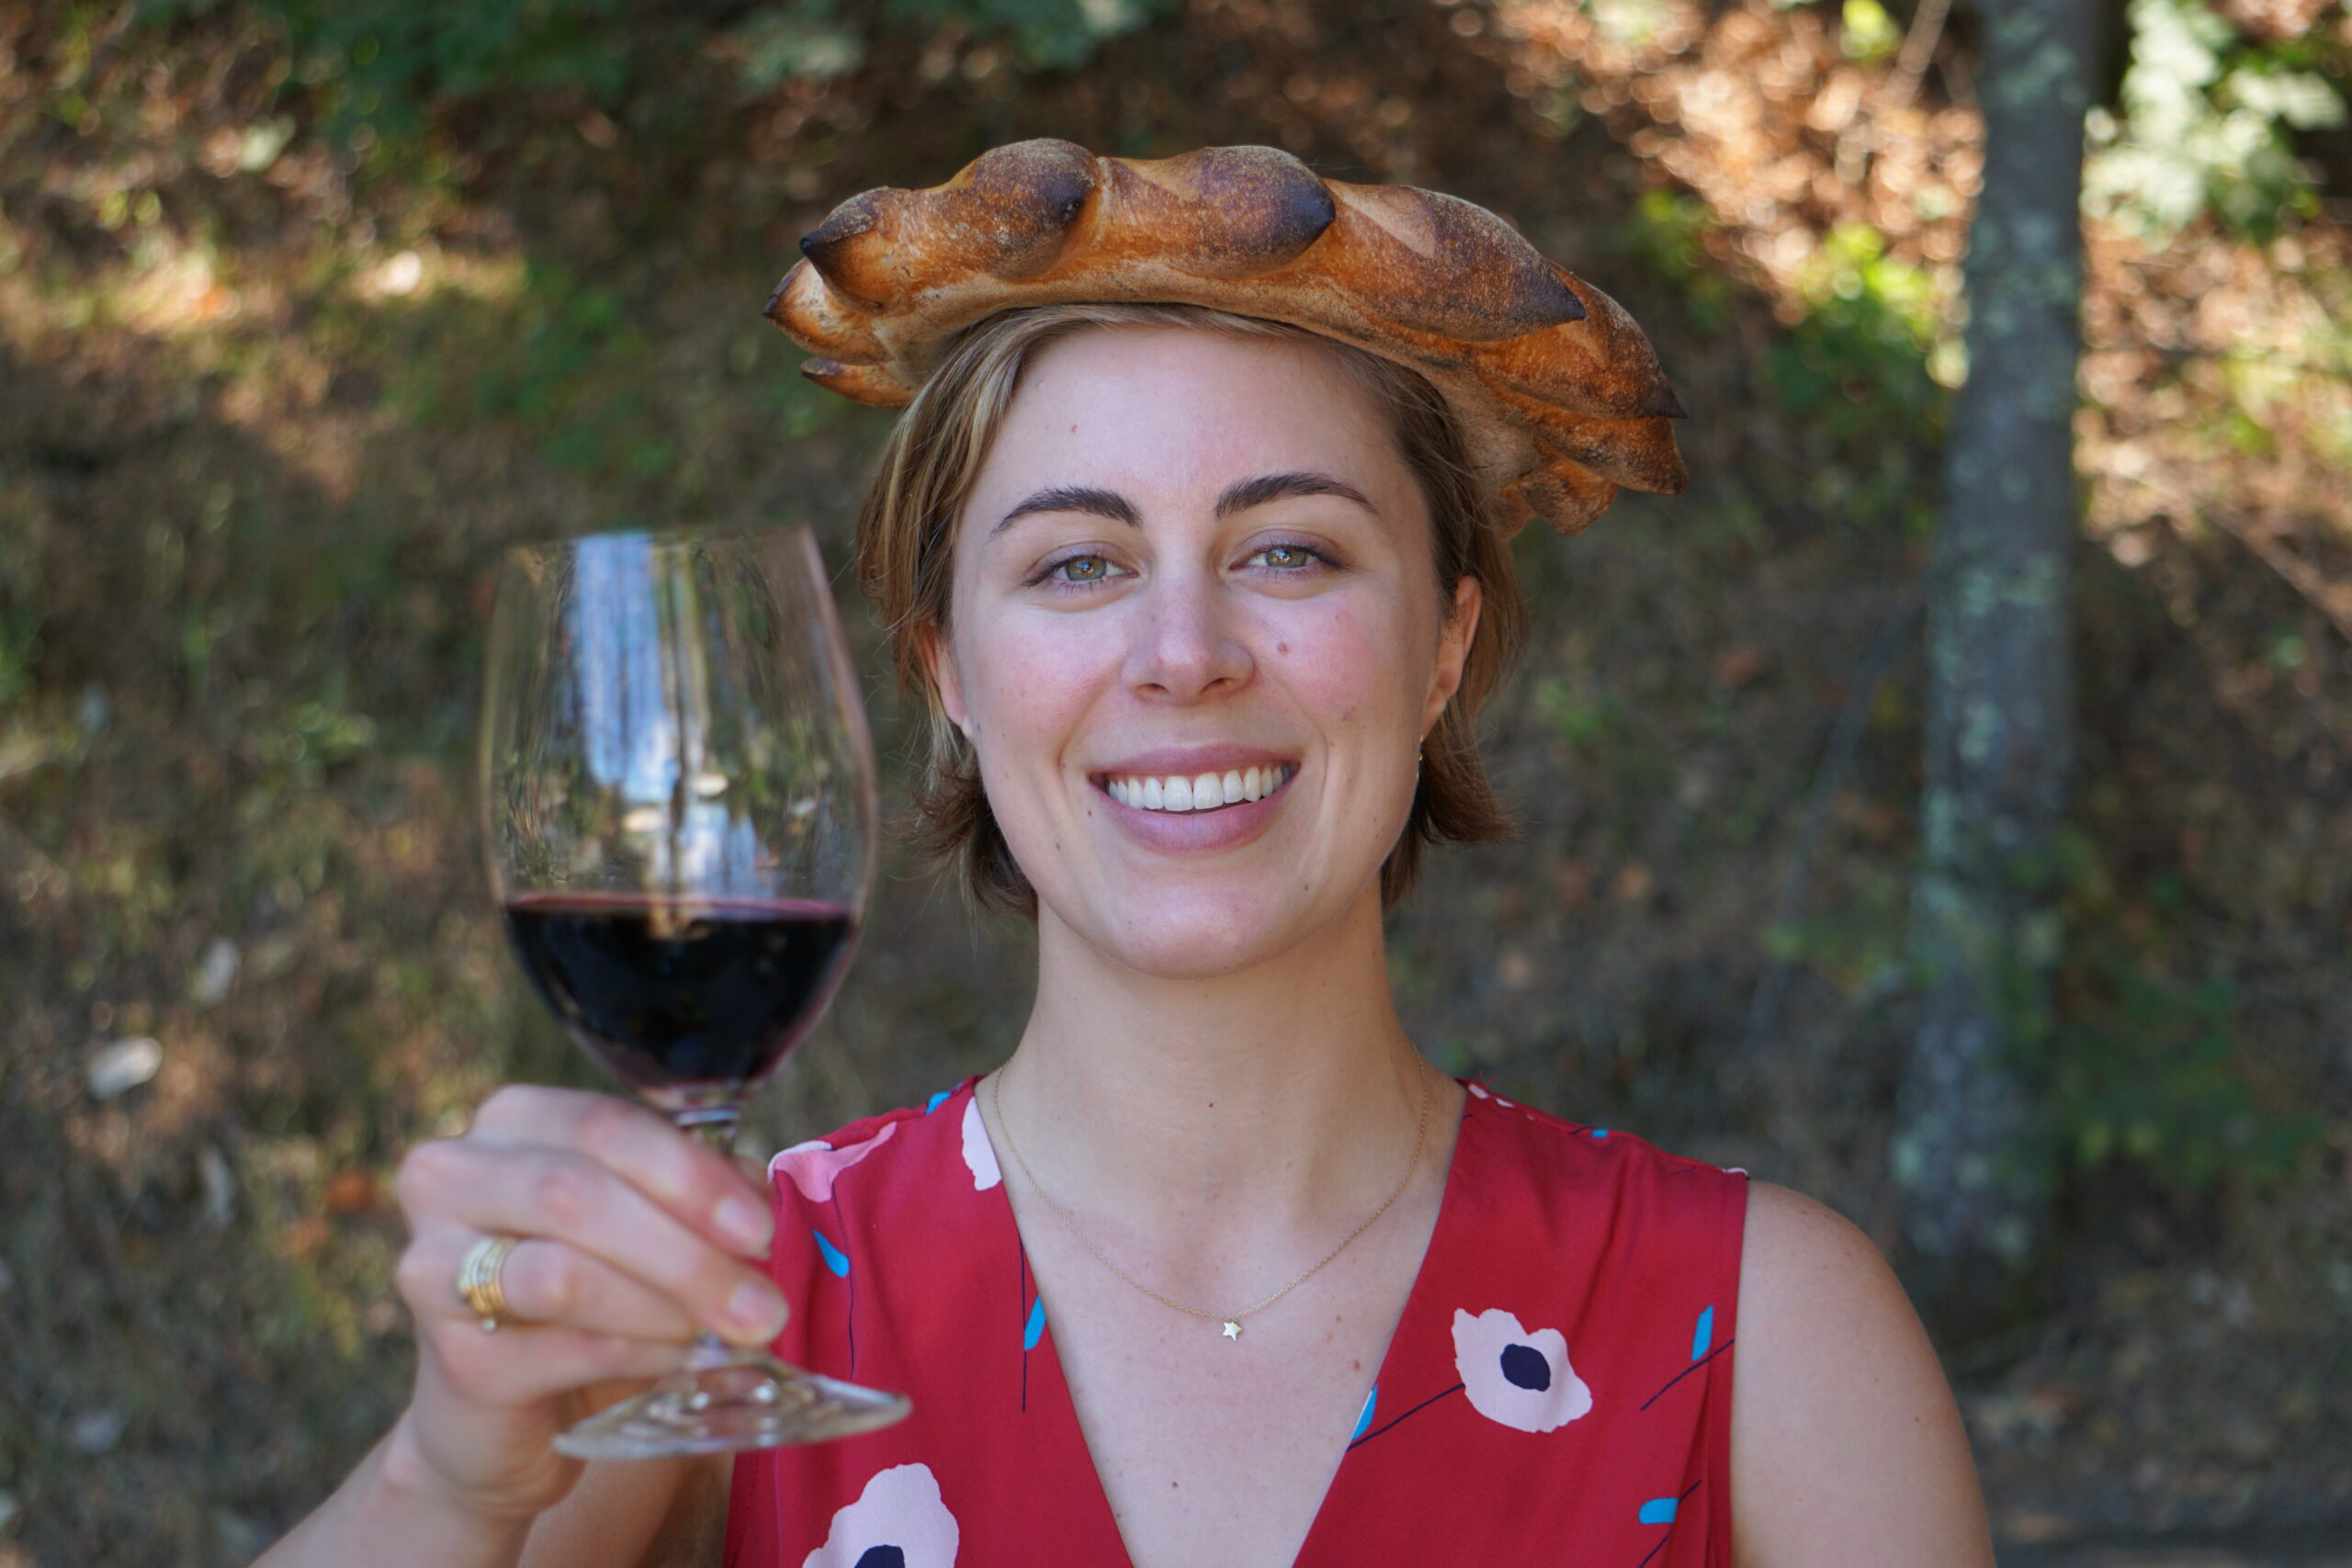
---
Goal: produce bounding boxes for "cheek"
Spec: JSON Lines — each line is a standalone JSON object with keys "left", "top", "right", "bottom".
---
{"left": 1262, "top": 592, "right": 1430, "bottom": 739}
{"left": 959, "top": 612, "right": 1109, "bottom": 762}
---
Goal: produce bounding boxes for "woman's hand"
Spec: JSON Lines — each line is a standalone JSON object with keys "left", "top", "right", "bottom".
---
{"left": 384, "top": 1085, "right": 789, "bottom": 1527}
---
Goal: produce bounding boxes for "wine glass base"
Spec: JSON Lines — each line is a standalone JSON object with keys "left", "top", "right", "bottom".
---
{"left": 555, "top": 1359, "right": 911, "bottom": 1460}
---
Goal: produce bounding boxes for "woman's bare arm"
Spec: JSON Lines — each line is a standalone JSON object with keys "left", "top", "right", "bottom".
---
{"left": 254, "top": 1088, "right": 785, "bottom": 1568}
{"left": 1731, "top": 1181, "right": 1996, "bottom": 1568}
{"left": 518, "top": 1452, "right": 729, "bottom": 1568}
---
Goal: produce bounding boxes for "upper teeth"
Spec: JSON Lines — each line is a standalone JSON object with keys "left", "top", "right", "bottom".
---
{"left": 1106, "top": 765, "right": 1293, "bottom": 812}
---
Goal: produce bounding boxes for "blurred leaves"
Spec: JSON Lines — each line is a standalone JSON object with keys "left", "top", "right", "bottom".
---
{"left": 2030, "top": 829, "right": 2325, "bottom": 1196}
{"left": 133, "top": 0, "right": 1174, "bottom": 144}
{"left": 885, "top": 0, "right": 1168, "bottom": 69}
{"left": 2086, "top": 0, "right": 2349, "bottom": 243}
{"left": 4, "top": 0, "right": 2350, "bottom": 1553}
{"left": 1838, "top": 0, "right": 1903, "bottom": 64}
{"left": 137, "top": 0, "right": 634, "bottom": 141}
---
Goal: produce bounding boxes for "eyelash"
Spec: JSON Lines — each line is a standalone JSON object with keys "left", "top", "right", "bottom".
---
{"left": 1024, "top": 539, "right": 1338, "bottom": 591}
{"left": 1028, "top": 550, "right": 1127, "bottom": 590}
{"left": 1244, "top": 540, "right": 1335, "bottom": 573}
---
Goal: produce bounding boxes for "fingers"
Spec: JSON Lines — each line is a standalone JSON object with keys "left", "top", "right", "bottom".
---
{"left": 424, "top": 1318, "right": 691, "bottom": 1410}
{"left": 397, "top": 1141, "right": 790, "bottom": 1346}
{"left": 401, "top": 1231, "right": 702, "bottom": 1343}
{"left": 469, "top": 1086, "right": 775, "bottom": 1258}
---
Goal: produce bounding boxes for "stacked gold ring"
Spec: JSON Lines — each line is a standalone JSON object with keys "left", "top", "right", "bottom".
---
{"left": 455, "top": 1234, "right": 522, "bottom": 1333}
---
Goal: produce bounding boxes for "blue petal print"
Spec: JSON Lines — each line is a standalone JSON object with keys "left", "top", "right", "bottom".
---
{"left": 1639, "top": 1497, "right": 1679, "bottom": 1526}
{"left": 814, "top": 1227, "right": 850, "bottom": 1278}
{"left": 1351, "top": 1386, "right": 1378, "bottom": 1441}
{"left": 1022, "top": 1296, "right": 1046, "bottom": 1350}
{"left": 1690, "top": 1305, "right": 1715, "bottom": 1361}
{"left": 1590, "top": 1128, "right": 1611, "bottom": 1139}
{"left": 924, "top": 1090, "right": 951, "bottom": 1114}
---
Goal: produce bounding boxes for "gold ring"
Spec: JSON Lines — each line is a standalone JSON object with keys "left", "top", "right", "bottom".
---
{"left": 455, "top": 1234, "right": 522, "bottom": 1332}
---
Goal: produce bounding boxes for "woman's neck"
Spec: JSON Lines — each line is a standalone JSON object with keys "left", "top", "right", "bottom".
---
{"left": 997, "top": 883, "right": 1432, "bottom": 1236}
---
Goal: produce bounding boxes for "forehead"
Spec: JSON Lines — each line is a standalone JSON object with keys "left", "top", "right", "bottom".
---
{"left": 966, "top": 325, "right": 1410, "bottom": 512}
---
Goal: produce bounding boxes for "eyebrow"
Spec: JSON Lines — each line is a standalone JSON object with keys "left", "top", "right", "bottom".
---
{"left": 1214, "top": 470, "right": 1377, "bottom": 519}
{"left": 989, "top": 470, "right": 1376, "bottom": 537}
{"left": 991, "top": 485, "right": 1139, "bottom": 536}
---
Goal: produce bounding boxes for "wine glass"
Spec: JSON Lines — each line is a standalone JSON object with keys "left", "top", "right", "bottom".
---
{"left": 479, "top": 525, "right": 911, "bottom": 1459}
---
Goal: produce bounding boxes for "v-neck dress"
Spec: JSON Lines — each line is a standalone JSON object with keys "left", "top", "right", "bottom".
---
{"left": 724, "top": 1077, "right": 1747, "bottom": 1568}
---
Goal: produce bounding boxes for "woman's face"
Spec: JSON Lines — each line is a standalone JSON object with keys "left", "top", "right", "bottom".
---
{"left": 932, "top": 325, "right": 1480, "bottom": 978}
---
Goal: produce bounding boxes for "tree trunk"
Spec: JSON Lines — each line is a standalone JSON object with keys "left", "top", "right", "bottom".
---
{"left": 1894, "top": 0, "right": 2097, "bottom": 1340}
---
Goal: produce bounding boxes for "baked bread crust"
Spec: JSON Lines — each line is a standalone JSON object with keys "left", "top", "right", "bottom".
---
{"left": 767, "top": 139, "right": 1686, "bottom": 536}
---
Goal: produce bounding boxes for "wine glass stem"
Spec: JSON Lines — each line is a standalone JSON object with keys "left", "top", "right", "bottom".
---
{"left": 674, "top": 1104, "right": 752, "bottom": 1372}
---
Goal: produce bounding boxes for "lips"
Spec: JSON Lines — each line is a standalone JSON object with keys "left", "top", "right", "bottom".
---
{"left": 1102, "top": 764, "right": 1296, "bottom": 813}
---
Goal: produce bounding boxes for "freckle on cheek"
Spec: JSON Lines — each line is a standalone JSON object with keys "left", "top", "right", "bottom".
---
{"left": 1277, "top": 642, "right": 1290, "bottom": 655}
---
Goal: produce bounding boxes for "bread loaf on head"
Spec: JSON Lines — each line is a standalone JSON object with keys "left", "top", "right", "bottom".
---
{"left": 767, "top": 139, "right": 1687, "bottom": 537}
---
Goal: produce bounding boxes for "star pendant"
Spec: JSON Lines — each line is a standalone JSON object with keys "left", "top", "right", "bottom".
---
{"left": 1221, "top": 1319, "right": 1243, "bottom": 1340}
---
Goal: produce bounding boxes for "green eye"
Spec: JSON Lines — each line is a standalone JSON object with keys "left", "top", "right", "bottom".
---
{"left": 1258, "top": 544, "right": 1316, "bottom": 569}
{"left": 1056, "top": 555, "right": 1109, "bottom": 581}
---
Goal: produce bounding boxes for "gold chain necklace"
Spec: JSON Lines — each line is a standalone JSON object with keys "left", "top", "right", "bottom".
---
{"left": 987, "top": 1056, "right": 1433, "bottom": 1341}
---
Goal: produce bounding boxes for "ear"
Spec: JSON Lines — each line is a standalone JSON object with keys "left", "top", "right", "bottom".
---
{"left": 1422, "top": 575, "right": 1482, "bottom": 733}
{"left": 917, "top": 622, "right": 971, "bottom": 735}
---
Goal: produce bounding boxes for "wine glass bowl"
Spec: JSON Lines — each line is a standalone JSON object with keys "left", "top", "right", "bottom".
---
{"left": 481, "top": 526, "right": 910, "bottom": 1457}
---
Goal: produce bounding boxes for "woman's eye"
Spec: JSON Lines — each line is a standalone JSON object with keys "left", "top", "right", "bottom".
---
{"left": 1046, "top": 554, "right": 1115, "bottom": 584}
{"left": 1249, "top": 543, "right": 1324, "bottom": 570}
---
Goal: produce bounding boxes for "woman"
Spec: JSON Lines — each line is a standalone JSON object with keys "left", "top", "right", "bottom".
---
{"left": 263, "top": 145, "right": 1992, "bottom": 1567}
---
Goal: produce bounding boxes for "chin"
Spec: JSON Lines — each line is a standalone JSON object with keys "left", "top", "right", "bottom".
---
{"left": 1102, "top": 920, "right": 1284, "bottom": 981}
{"left": 1059, "top": 878, "right": 1357, "bottom": 980}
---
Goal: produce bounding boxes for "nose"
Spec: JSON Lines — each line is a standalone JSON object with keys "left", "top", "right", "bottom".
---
{"left": 1121, "top": 563, "right": 1254, "bottom": 703}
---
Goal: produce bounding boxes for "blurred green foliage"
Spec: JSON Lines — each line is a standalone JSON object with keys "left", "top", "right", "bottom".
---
{"left": 134, "top": 0, "right": 1172, "bottom": 142}
{"left": 2086, "top": 0, "right": 2349, "bottom": 243}
{"left": 1776, "top": 221, "right": 1951, "bottom": 463}
{"left": 0, "top": 491, "right": 40, "bottom": 710}
{"left": 2031, "top": 830, "right": 2323, "bottom": 1196}
{"left": 1838, "top": 0, "right": 1903, "bottom": 64}
{"left": 1624, "top": 188, "right": 1732, "bottom": 328}
{"left": 1630, "top": 191, "right": 1951, "bottom": 534}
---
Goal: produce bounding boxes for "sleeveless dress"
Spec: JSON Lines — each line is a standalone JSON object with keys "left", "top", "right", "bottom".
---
{"left": 724, "top": 1077, "right": 1748, "bottom": 1568}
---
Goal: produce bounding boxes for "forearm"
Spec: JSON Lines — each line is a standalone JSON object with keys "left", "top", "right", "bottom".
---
{"left": 254, "top": 1416, "right": 537, "bottom": 1568}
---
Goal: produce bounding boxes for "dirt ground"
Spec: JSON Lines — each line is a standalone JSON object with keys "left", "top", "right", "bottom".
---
{"left": 1, "top": 1, "right": 2347, "bottom": 1562}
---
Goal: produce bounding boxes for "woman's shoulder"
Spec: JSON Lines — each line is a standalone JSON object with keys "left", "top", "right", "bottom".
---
{"left": 763, "top": 1076, "right": 991, "bottom": 1216}
{"left": 1449, "top": 1080, "right": 1750, "bottom": 1331}
{"left": 1457, "top": 1078, "right": 1750, "bottom": 1212}
{"left": 1726, "top": 1182, "right": 1996, "bottom": 1565}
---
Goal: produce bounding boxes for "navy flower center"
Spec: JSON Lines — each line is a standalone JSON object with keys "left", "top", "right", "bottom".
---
{"left": 854, "top": 1549, "right": 907, "bottom": 1568}
{"left": 1499, "top": 1343, "right": 1552, "bottom": 1392}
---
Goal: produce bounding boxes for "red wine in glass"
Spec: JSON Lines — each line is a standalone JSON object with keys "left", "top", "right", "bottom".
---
{"left": 481, "top": 525, "right": 909, "bottom": 1457}
{"left": 503, "top": 894, "right": 855, "bottom": 1097}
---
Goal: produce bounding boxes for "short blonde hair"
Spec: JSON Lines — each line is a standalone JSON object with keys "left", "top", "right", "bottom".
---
{"left": 854, "top": 301, "right": 1523, "bottom": 917}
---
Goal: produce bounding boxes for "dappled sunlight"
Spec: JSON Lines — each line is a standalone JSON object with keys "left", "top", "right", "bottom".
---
{"left": 0, "top": 0, "right": 2348, "bottom": 1559}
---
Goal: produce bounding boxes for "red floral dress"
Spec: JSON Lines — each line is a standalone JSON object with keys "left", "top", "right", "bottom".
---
{"left": 724, "top": 1077, "right": 1748, "bottom": 1567}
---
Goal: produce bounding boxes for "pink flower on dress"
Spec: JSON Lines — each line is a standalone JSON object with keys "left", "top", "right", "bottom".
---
{"left": 800, "top": 1462, "right": 959, "bottom": 1568}
{"left": 769, "top": 1121, "right": 897, "bottom": 1204}
{"left": 1453, "top": 1307, "right": 1592, "bottom": 1433}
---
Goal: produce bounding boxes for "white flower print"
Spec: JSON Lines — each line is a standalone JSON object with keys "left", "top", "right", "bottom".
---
{"left": 770, "top": 1121, "right": 898, "bottom": 1203}
{"left": 801, "top": 1462, "right": 960, "bottom": 1568}
{"left": 960, "top": 1093, "right": 1001, "bottom": 1190}
{"left": 1452, "top": 1307, "right": 1592, "bottom": 1433}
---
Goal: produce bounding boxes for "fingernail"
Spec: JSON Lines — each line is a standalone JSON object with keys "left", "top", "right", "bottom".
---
{"left": 715, "top": 1194, "right": 773, "bottom": 1257}
{"left": 729, "top": 1280, "right": 788, "bottom": 1338}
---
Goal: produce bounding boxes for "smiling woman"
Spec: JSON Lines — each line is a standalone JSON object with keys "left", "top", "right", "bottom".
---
{"left": 860, "top": 301, "right": 1523, "bottom": 919}
{"left": 255, "top": 143, "right": 1993, "bottom": 1568}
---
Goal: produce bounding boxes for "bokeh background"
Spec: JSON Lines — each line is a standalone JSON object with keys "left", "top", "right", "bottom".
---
{"left": 2, "top": 0, "right": 2348, "bottom": 1562}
